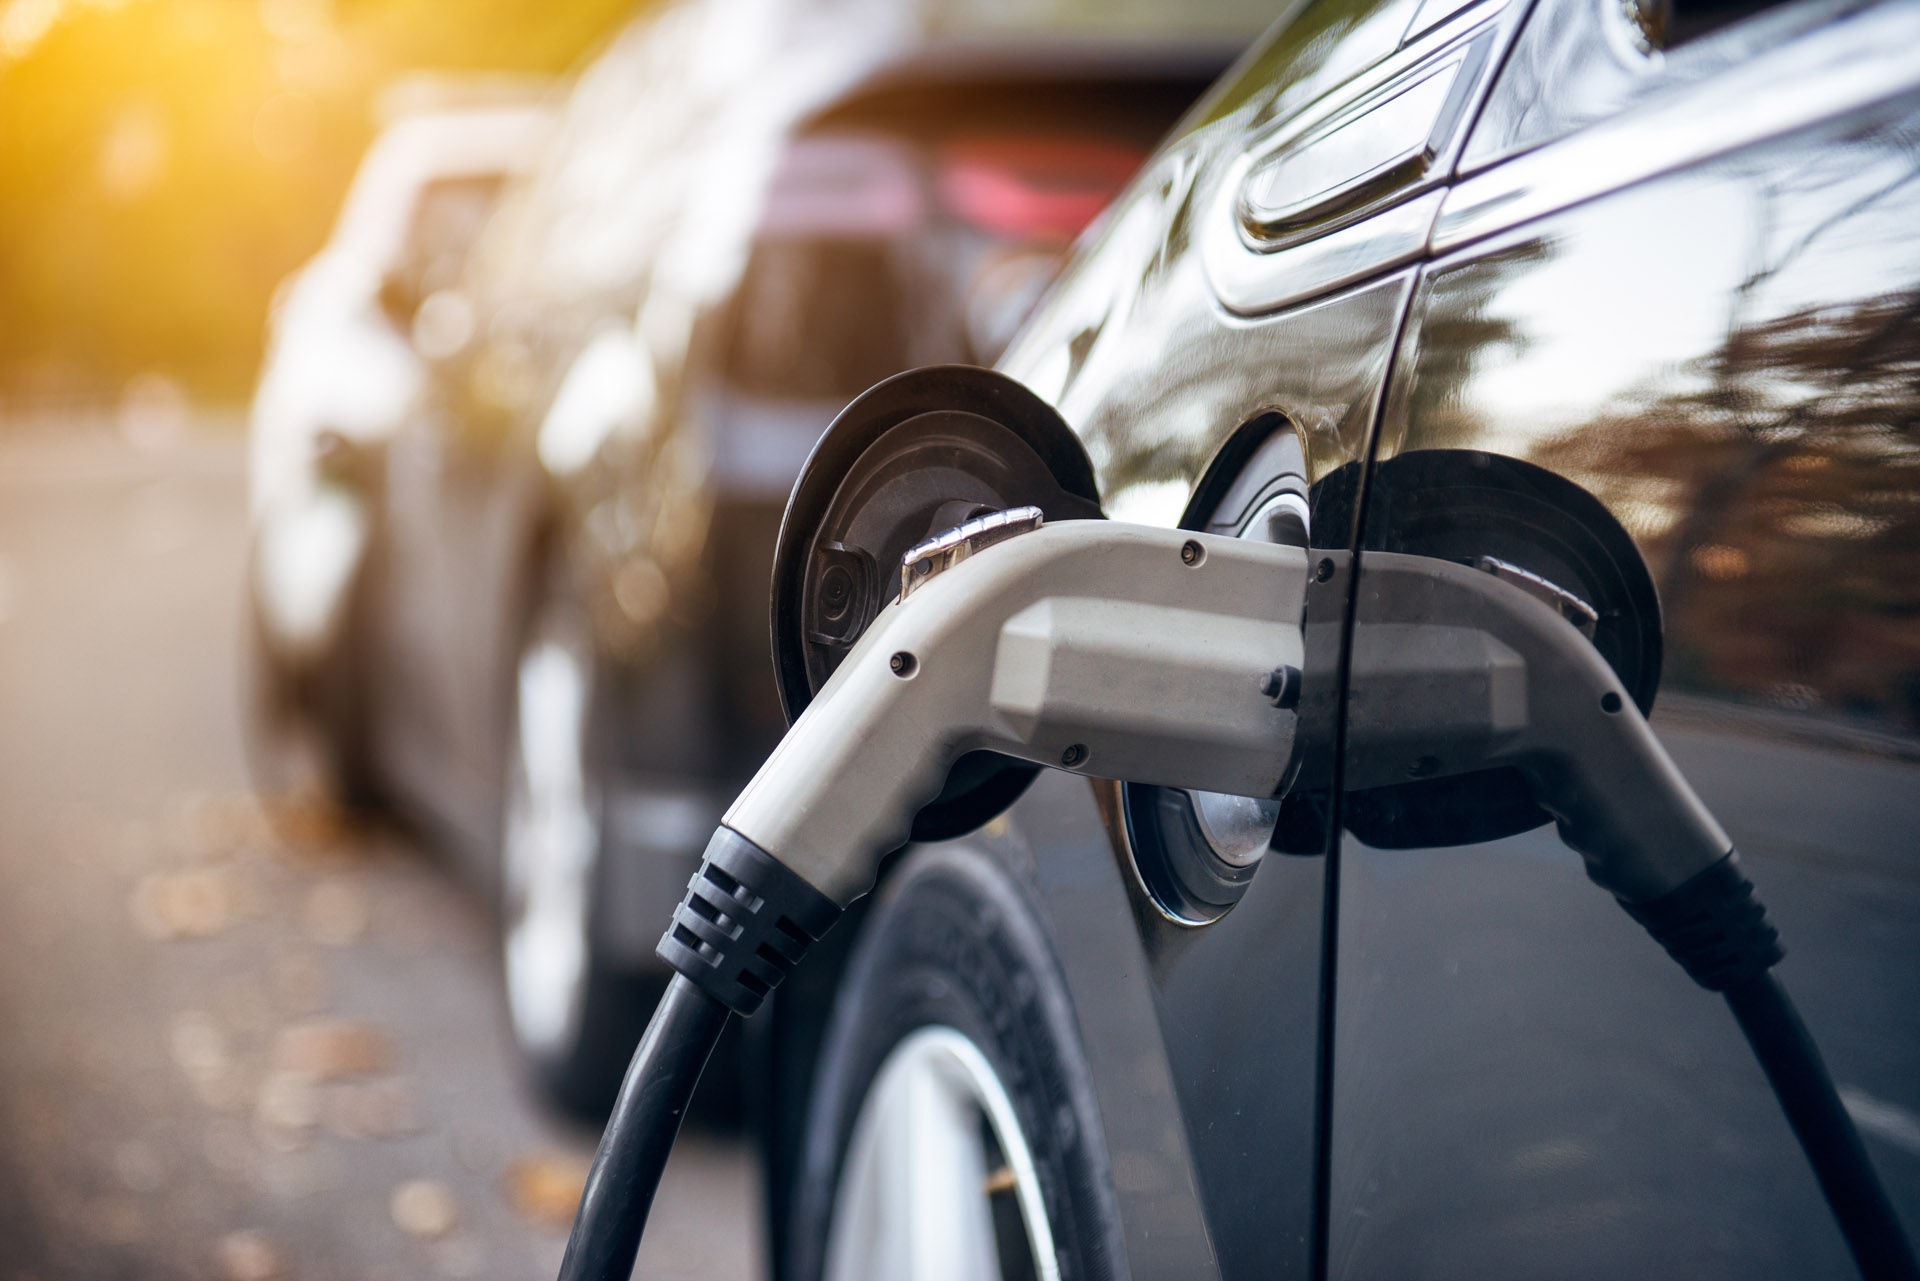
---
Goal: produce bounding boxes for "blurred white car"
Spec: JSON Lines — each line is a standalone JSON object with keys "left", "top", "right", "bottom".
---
{"left": 246, "top": 102, "right": 549, "bottom": 804}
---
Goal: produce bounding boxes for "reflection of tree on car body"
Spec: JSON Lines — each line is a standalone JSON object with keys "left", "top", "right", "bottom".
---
{"left": 1543, "top": 289, "right": 1920, "bottom": 729}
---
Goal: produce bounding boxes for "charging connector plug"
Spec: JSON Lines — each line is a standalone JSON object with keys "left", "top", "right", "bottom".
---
{"left": 696, "top": 516, "right": 1309, "bottom": 925}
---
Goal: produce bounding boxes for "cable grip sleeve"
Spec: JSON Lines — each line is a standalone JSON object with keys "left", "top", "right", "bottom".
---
{"left": 657, "top": 826, "right": 843, "bottom": 1017}
{"left": 1618, "top": 852, "right": 1783, "bottom": 991}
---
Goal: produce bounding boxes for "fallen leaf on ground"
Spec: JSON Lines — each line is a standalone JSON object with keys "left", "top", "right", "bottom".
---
{"left": 302, "top": 879, "right": 369, "bottom": 946}
{"left": 173, "top": 794, "right": 275, "bottom": 862}
{"left": 325, "top": 1079, "right": 419, "bottom": 1140}
{"left": 503, "top": 1152, "right": 592, "bottom": 1229}
{"left": 272, "top": 1019, "right": 393, "bottom": 1081}
{"left": 258, "top": 790, "right": 351, "bottom": 857}
{"left": 131, "top": 868, "right": 234, "bottom": 939}
{"left": 254, "top": 1070, "right": 319, "bottom": 1143}
{"left": 215, "top": 1229, "right": 283, "bottom": 1281}
{"left": 169, "top": 1010, "right": 228, "bottom": 1083}
{"left": 270, "top": 951, "right": 329, "bottom": 1014}
{"left": 390, "top": 1178, "right": 459, "bottom": 1239}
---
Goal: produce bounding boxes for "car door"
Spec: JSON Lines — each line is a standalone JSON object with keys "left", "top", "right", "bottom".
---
{"left": 1334, "top": 1, "right": 1920, "bottom": 1275}
{"left": 992, "top": 1, "right": 1532, "bottom": 1275}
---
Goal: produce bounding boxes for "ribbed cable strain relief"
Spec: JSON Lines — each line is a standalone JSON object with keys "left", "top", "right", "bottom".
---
{"left": 1620, "top": 852, "right": 1784, "bottom": 991}
{"left": 657, "top": 827, "right": 842, "bottom": 1017}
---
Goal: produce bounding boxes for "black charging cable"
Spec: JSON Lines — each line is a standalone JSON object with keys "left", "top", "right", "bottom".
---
{"left": 557, "top": 976, "right": 729, "bottom": 1281}
{"left": 559, "top": 830, "right": 842, "bottom": 1281}
{"left": 1625, "top": 854, "right": 1919, "bottom": 1281}
{"left": 557, "top": 816, "right": 1919, "bottom": 1281}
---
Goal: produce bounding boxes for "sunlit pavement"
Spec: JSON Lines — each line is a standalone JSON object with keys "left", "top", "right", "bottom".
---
{"left": 0, "top": 423, "right": 758, "bottom": 1281}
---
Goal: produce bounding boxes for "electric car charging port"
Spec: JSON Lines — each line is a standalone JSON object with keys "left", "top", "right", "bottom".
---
{"left": 1126, "top": 415, "right": 1314, "bottom": 924}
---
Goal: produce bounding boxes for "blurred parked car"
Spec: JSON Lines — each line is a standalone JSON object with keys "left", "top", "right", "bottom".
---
{"left": 246, "top": 99, "right": 549, "bottom": 804}
{"left": 751, "top": 0, "right": 1920, "bottom": 1276}
{"left": 247, "top": 0, "right": 1268, "bottom": 1111}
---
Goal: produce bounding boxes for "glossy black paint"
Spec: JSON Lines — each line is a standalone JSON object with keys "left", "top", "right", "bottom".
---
{"left": 988, "top": 55, "right": 1423, "bottom": 1275}
{"left": 762, "top": 0, "right": 1920, "bottom": 1277}
{"left": 1337, "top": 3, "right": 1920, "bottom": 1270}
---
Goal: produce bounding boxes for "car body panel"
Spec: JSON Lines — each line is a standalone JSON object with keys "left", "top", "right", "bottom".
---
{"left": 1331, "top": 1, "right": 1920, "bottom": 1274}
{"left": 980, "top": 0, "right": 1920, "bottom": 1278}
{"left": 997, "top": 3, "right": 1469, "bottom": 1264}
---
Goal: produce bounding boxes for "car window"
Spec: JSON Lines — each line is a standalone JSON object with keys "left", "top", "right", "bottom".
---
{"left": 727, "top": 239, "right": 916, "bottom": 400}
{"left": 893, "top": 0, "right": 1283, "bottom": 42}
{"left": 724, "top": 128, "right": 1149, "bottom": 400}
{"left": 466, "top": 2, "right": 704, "bottom": 307}
{"left": 1462, "top": 0, "right": 1867, "bottom": 171}
{"left": 399, "top": 175, "right": 503, "bottom": 298}
{"left": 1197, "top": 0, "right": 1520, "bottom": 314}
{"left": 1199, "top": 0, "right": 1424, "bottom": 127}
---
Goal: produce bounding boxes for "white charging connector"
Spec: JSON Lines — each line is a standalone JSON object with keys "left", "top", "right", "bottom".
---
{"left": 730, "top": 515, "right": 1307, "bottom": 906}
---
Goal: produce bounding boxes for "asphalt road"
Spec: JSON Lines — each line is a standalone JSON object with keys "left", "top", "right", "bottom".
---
{"left": 0, "top": 424, "right": 758, "bottom": 1281}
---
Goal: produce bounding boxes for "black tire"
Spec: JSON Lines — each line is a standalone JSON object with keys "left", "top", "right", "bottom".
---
{"left": 788, "top": 843, "right": 1127, "bottom": 1281}
{"left": 239, "top": 541, "right": 383, "bottom": 816}
{"left": 498, "top": 549, "right": 653, "bottom": 1118}
{"left": 308, "top": 587, "right": 384, "bottom": 813}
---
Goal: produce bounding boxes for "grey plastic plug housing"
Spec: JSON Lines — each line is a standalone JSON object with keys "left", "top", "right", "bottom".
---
{"left": 727, "top": 519, "right": 1309, "bottom": 906}
{"left": 1337, "top": 551, "right": 1730, "bottom": 903}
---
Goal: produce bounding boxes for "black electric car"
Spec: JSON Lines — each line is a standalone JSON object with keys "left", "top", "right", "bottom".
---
{"left": 749, "top": 0, "right": 1920, "bottom": 1276}
{"left": 243, "top": 0, "right": 1264, "bottom": 1110}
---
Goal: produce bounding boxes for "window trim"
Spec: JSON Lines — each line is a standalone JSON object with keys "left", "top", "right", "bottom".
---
{"left": 1204, "top": 0, "right": 1520, "bottom": 315}
{"left": 1433, "top": 0, "right": 1920, "bottom": 257}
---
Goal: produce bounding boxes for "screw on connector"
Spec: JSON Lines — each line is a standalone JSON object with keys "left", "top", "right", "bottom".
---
{"left": 1313, "top": 557, "right": 1336, "bottom": 583}
{"left": 1258, "top": 664, "right": 1303, "bottom": 709}
{"left": 1060, "top": 743, "right": 1088, "bottom": 768}
{"left": 1180, "top": 540, "right": 1206, "bottom": 566}
{"left": 889, "top": 651, "right": 917, "bottom": 678}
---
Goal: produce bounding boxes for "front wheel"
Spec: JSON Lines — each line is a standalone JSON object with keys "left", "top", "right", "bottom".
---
{"left": 791, "top": 844, "right": 1127, "bottom": 1281}
{"left": 500, "top": 556, "right": 652, "bottom": 1116}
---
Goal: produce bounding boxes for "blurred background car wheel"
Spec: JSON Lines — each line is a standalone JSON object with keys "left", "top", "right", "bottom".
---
{"left": 240, "top": 542, "right": 385, "bottom": 817}
{"left": 791, "top": 844, "right": 1126, "bottom": 1281}
{"left": 499, "top": 549, "right": 654, "bottom": 1117}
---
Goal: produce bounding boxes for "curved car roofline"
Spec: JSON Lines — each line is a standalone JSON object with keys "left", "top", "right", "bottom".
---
{"left": 804, "top": 39, "right": 1247, "bottom": 133}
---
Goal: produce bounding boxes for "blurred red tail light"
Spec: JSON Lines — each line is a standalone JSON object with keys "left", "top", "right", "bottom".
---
{"left": 935, "top": 137, "right": 1146, "bottom": 242}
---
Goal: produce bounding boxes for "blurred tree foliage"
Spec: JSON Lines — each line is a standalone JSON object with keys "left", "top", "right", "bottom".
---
{"left": 0, "top": 0, "right": 637, "bottom": 407}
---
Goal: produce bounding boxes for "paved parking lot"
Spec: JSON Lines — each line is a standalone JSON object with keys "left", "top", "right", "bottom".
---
{"left": 0, "top": 424, "right": 758, "bottom": 1281}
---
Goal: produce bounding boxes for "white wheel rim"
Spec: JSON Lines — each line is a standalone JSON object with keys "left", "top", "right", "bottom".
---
{"left": 503, "top": 628, "right": 598, "bottom": 1057}
{"left": 823, "top": 1026, "right": 1060, "bottom": 1281}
